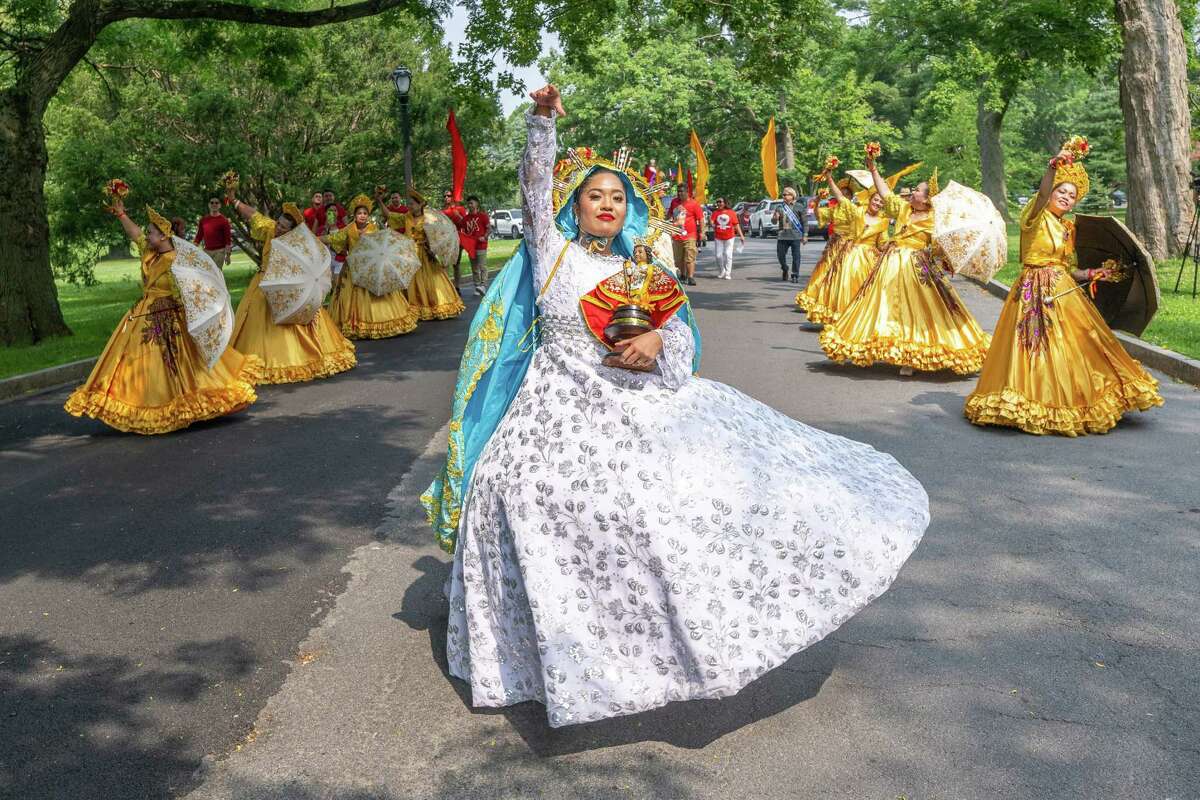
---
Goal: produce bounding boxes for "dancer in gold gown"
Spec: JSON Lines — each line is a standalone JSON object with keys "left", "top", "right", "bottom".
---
{"left": 964, "top": 145, "right": 1162, "bottom": 435}
{"left": 326, "top": 194, "right": 419, "bottom": 339}
{"left": 65, "top": 199, "right": 259, "bottom": 433}
{"left": 227, "top": 196, "right": 356, "bottom": 383}
{"left": 400, "top": 189, "right": 465, "bottom": 320}
{"left": 799, "top": 174, "right": 892, "bottom": 324}
{"left": 795, "top": 185, "right": 854, "bottom": 317}
{"left": 819, "top": 159, "right": 990, "bottom": 375}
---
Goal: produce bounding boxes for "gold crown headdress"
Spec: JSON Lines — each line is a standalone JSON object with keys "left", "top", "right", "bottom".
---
{"left": 407, "top": 187, "right": 426, "bottom": 205}
{"left": 1052, "top": 136, "right": 1090, "bottom": 200}
{"left": 928, "top": 168, "right": 940, "bottom": 198}
{"left": 551, "top": 146, "right": 679, "bottom": 243}
{"left": 146, "top": 205, "right": 172, "bottom": 236}
{"left": 281, "top": 202, "right": 304, "bottom": 227}
{"left": 349, "top": 193, "right": 374, "bottom": 213}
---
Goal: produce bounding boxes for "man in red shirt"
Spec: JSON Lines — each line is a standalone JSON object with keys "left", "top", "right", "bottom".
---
{"left": 302, "top": 191, "right": 326, "bottom": 235}
{"left": 442, "top": 189, "right": 468, "bottom": 292}
{"left": 461, "top": 195, "right": 490, "bottom": 297}
{"left": 668, "top": 185, "right": 704, "bottom": 286}
{"left": 709, "top": 197, "right": 745, "bottom": 280}
{"left": 193, "top": 197, "right": 232, "bottom": 268}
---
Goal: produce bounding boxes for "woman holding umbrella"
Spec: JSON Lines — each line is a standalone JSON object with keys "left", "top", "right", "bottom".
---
{"left": 819, "top": 158, "right": 990, "bottom": 375}
{"left": 325, "top": 194, "right": 420, "bottom": 338}
{"left": 402, "top": 189, "right": 465, "bottom": 320}
{"left": 65, "top": 197, "right": 260, "bottom": 433}
{"left": 226, "top": 195, "right": 356, "bottom": 384}
{"left": 964, "top": 140, "right": 1162, "bottom": 435}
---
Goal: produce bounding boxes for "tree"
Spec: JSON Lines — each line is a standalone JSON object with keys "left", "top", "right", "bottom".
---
{"left": 42, "top": 16, "right": 502, "bottom": 277}
{"left": 2, "top": 0, "right": 840, "bottom": 347}
{"left": 0, "top": 0, "right": 427, "bottom": 346}
{"left": 868, "top": 0, "right": 1117, "bottom": 221}
{"left": 1115, "top": 0, "right": 1196, "bottom": 259}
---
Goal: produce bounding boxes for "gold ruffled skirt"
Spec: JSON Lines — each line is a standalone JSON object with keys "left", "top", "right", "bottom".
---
{"left": 330, "top": 270, "right": 420, "bottom": 339}
{"left": 407, "top": 261, "right": 465, "bottom": 320}
{"left": 964, "top": 267, "right": 1163, "bottom": 436}
{"left": 795, "top": 234, "right": 849, "bottom": 317}
{"left": 798, "top": 240, "right": 878, "bottom": 324}
{"left": 819, "top": 245, "right": 990, "bottom": 374}
{"left": 65, "top": 299, "right": 260, "bottom": 434}
{"left": 231, "top": 273, "right": 357, "bottom": 384}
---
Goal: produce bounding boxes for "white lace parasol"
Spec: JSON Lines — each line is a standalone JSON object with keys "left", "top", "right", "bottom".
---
{"left": 260, "top": 224, "right": 332, "bottom": 324}
{"left": 421, "top": 209, "right": 461, "bottom": 269}
{"left": 346, "top": 229, "right": 421, "bottom": 296}
{"left": 170, "top": 237, "right": 233, "bottom": 369}
{"left": 931, "top": 181, "right": 1008, "bottom": 283}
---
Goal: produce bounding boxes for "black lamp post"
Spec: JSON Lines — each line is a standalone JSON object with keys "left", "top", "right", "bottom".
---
{"left": 391, "top": 65, "right": 413, "bottom": 188}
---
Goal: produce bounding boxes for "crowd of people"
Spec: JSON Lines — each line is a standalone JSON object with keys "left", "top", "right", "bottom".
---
{"left": 64, "top": 182, "right": 495, "bottom": 435}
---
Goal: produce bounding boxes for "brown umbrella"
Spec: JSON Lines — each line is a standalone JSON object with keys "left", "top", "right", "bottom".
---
{"left": 1074, "top": 214, "right": 1160, "bottom": 337}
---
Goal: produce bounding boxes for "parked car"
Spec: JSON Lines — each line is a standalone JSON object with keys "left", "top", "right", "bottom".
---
{"left": 750, "top": 196, "right": 820, "bottom": 238}
{"left": 748, "top": 200, "right": 783, "bottom": 237}
{"left": 734, "top": 201, "right": 758, "bottom": 235}
{"left": 491, "top": 208, "right": 524, "bottom": 238}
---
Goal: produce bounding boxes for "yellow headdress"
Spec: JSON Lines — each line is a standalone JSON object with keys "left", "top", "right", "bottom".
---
{"left": 146, "top": 206, "right": 172, "bottom": 237}
{"left": 1053, "top": 161, "right": 1090, "bottom": 201}
{"left": 854, "top": 162, "right": 923, "bottom": 205}
{"left": 928, "top": 168, "right": 940, "bottom": 198}
{"left": 349, "top": 193, "right": 374, "bottom": 213}
{"left": 407, "top": 187, "right": 426, "bottom": 205}
{"left": 551, "top": 146, "right": 677, "bottom": 243}
{"left": 281, "top": 202, "right": 304, "bottom": 227}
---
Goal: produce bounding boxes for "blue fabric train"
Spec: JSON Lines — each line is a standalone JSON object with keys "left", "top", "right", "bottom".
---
{"left": 420, "top": 165, "right": 702, "bottom": 553}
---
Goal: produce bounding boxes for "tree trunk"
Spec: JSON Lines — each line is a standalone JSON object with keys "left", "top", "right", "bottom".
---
{"left": 0, "top": 93, "right": 70, "bottom": 346}
{"left": 778, "top": 93, "right": 795, "bottom": 171}
{"left": 1116, "top": 0, "right": 1195, "bottom": 260}
{"left": 976, "top": 95, "right": 1011, "bottom": 223}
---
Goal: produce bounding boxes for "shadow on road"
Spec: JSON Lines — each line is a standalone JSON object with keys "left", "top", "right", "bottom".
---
{"left": 0, "top": 633, "right": 256, "bottom": 799}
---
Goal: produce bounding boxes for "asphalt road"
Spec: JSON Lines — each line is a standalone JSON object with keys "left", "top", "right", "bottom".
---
{"left": 3, "top": 239, "right": 1199, "bottom": 800}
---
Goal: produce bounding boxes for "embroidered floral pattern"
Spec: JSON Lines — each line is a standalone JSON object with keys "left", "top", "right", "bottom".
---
{"left": 140, "top": 297, "right": 183, "bottom": 375}
{"left": 1017, "top": 267, "right": 1061, "bottom": 356}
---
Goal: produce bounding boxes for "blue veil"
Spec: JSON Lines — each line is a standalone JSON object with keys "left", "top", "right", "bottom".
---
{"left": 420, "top": 166, "right": 703, "bottom": 553}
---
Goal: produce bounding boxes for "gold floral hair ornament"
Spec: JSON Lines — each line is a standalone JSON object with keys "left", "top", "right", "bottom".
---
{"left": 551, "top": 146, "right": 676, "bottom": 243}
{"left": 146, "top": 206, "right": 172, "bottom": 236}
{"left": 281, "top": 202, "right": 304, "bottom": 227}
{"left": 349, "top": 193, "right": 374, "bottom": 213}
{"left": 407, "top": 187, "right": 427, "bottom": 205}
{"left": 928, "top": 168, "right": 941, "bottom": 198}
{"left": 1052, "top": 136, "right": 1091, "bottom": 201}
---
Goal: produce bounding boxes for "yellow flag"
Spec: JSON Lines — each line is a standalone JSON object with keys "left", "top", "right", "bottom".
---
{"left": 761, "top": 118, "right": 779, "bottom": 200}
{"left": 689, "top": 130, "right": 710, "bottom": 204}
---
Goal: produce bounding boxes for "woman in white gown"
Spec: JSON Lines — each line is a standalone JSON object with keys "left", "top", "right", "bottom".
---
{"left": 422, "top": 86, "right": 930, "bottom": 728}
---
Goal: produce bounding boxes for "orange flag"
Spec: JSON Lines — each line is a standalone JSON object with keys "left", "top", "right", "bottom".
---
{"left": 761, "top": 118, "right": 779, "bottom": 200}
{"left": 689, "top": 130, "right": 709, "bottom": 204}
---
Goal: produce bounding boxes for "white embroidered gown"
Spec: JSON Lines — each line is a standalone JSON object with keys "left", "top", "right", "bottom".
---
{"left": 445, "top": 112, "right": 931, "bottom": 727}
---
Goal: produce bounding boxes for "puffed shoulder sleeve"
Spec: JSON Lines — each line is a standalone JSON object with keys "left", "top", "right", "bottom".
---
{"left": 881, "top": 192, "right": 906, "bottom": 220}
{"left": 653, "top": 314, "right": 695, "bottom": 390}
{"left": 249, "top": 212, "right": 275, "bottom": 244}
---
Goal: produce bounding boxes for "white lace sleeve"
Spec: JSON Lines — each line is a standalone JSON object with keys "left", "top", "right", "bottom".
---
{"left": 520, "top": 110, "right": 567, "bottom": 288}
{"left": 653, "top": 314, "right": 695, "bottom": 390}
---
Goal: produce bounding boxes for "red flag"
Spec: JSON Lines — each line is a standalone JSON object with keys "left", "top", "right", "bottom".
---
{"left": 447, "top": 109, "right": 467, "bottom": 202}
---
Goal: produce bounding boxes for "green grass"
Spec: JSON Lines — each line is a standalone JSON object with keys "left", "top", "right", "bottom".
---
{"left": 0, "top": 238, "right": 522, "bottom": 380}
{"left": 990, "top": 213, "right": 1200, "bottom": 361}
